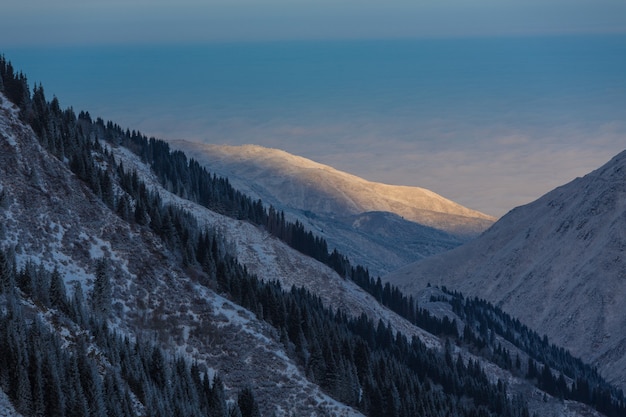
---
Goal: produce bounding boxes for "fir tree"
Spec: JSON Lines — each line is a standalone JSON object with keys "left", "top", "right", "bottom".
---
{"left": 91, "top": 258, "right": 112, "bottom": 317}
{"left": 49, "top": 267, "right": 68, "bottom": 313}
{"left": 0, "top": 249, "right": 15, "bottom": 293}
{"left": 237, "top": 387, "right": 261, "bottom": 417}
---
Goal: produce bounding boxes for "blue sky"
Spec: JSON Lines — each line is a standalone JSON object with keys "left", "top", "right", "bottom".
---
{"left": 3, "top": 0, "right": 626, "bottom": 46}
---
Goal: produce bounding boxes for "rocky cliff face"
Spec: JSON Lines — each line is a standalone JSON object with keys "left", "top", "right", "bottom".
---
{"left": 385, "top": 149, "right": 626, "bottom": 391}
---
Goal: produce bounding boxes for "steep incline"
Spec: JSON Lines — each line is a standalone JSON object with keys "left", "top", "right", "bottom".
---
{"left": 0, "top": 90, "right": 612, "bottom": 417}
{"left": 0, "top": 94, "right": 363, "bottom": 417}
{"left": 110, "top": 139, "right": 612, "bottom": 417}
{"left": 385, "top": 150, "right": 626, "bottom": 390}
{"left": 169, "top": 141, "right": 495, "bottom": 274}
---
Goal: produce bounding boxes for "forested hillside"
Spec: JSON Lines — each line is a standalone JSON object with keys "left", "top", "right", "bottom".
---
{"left": 1, "top": 55, "right": 623, "bottom": 417}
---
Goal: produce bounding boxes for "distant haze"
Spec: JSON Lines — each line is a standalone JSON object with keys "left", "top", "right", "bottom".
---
{"left": 3, "top": 36, "right": 626, "bottom": 217}
{"left": 2, "top": 1, "right": 626, "bottom": 46}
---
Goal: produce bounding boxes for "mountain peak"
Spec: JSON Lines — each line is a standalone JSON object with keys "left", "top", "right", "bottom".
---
{"left": 385, "top": 147, "right": 626, "bottom": 391}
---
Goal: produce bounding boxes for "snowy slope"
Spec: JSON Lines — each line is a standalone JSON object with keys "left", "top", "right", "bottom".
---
{"left": 110, "top": 138, "right": 443, "bottom": 352}
{"left": 0, "top": 92, "right": 443, "bottom": 415}
{"left": 0, "top": 92, "right": 610, "bottom": 417}
{"left": 111, "top": 136, "right": 608, "bottom": 417}
{"left": 168, "top": 141, "right": 496, "bottom": 275}
{"left": 0, "top": 390, "right": 23, "bottom": 417}
{"left": 0, "top": 94, "right": 362, "bottom": 417}
{"left": 168, "top": 143, "right": 495, "bottom": 227}
{"left": 385, "top": 149, "right": 626, "bottom": 391}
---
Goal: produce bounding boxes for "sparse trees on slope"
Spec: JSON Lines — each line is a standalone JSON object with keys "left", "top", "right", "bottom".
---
{"left": 0, "top": 246, "right": 250, "bottom": 417}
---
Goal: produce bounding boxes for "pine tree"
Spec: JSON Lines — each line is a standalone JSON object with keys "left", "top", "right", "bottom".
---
{"left": 16, "top": 262, "right": 34, "bottom": 296}
{"left": 209, "top": 374, "right": 228, "bottom": 417}
{"left": 0, "top": 249, "right": 15, "bottom": 293}
{"left": 13, "top": 325, "right": 33, "bottom": 416}
{"left": 237, "top": 387, "right": 261, "bottom": 417}
{"left": 100, "top": 171, "right": 115, "bottom": 208}
{"left": 149, "top": 346, "right": 168, "bottom": 389}
{"left": 91, "top": 258, "right": 112, "bottom": 317}
{"left": 66, "top": 355, "right": 89, "bottom": 417}
{"left": 49, "top": 267, "right": 68, "bottom": 313}
{"left": 134, "top": 198, "right": 149, "bottom": 225}
{"left": 116, "top": 194, "right": 131, "bottom": 220}
{"left": 42, "top": 352, "right": 66, "bottom": 417}
{"left": 70, "top": 282, "right": 86, "bottom": 324}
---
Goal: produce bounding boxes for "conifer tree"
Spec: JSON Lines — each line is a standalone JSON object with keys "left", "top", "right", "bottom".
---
{"left": 0, "top": 249, "right": 15, "bottom": 293}
{"left": 70, "top": 282, "right": 86, "bottom": 324}
{"left": 237, "top": 387, "right": 261, "bottom": 417}
{"left": 49, "top": 267, "right": 68, "bottom": 313}
{"left": 209, "top": 374, "right": 228, "bottom": 417}
{"left": 91, "top": 258, "right": 112, "bottom": 317}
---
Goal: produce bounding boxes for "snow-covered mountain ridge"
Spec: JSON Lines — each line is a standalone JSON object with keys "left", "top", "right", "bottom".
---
{"left": 385, "top": 149, "right": 626, "bottom": 391}
{"left": 0, "top": 68, "right": 617, "bottom": 416}
{"left": 0, "top": 92, "right": 512, "bottom": 416}
{"left": 170, "top": 142, "right": 495, "bottom": 229}
{"left": 168, "top": 141, "right": 496, "bottom": 275}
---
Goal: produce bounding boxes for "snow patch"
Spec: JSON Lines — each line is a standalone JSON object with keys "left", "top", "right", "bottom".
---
{"left": 0, "top": 389, "right": 23, "bottom": 417}
{"left": 0, "top": 96, "right": 19, "bottom": 148}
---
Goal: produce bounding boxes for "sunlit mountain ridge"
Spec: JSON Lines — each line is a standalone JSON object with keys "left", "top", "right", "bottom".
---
{"left": 172, "top": 141, "right": 496, "bottom": 230}
{"left": 169, "top": 141, "right": 496, "bottom": 275}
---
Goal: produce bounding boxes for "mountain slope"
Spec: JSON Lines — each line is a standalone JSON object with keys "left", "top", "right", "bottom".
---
{"left": 168, "top": 141, "right": 496, "bottom": 275}
{"left": 0, "top": 92, "right": 537, "bottom": 417}
{"left": 114, "top": 129, "right": 622, "bottom": 416}
{"left": 385, "top": 150, "right": 626, "bottom": 391}
{"left": 0, "top": 92, "right": 364, "bottom": 417}
{"left": 0, "top": 62, "right": 617, "bottom": 417}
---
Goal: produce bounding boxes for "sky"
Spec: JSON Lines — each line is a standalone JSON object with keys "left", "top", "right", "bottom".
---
{"left": 1, "top": 1, "right": 626, "bottom": 217}
{"left": 3, "top": 0, "right": 626, "bottom": 46}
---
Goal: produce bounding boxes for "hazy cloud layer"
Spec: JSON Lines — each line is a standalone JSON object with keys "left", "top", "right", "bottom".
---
{"left": 3, "top": 39, "right": 625, "bottom": 217}
{"left": 2, "top": 0, "right": 626, "bottom": 45}
{"left": 97, "top": 93, "right": 624, "bottom": 217}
